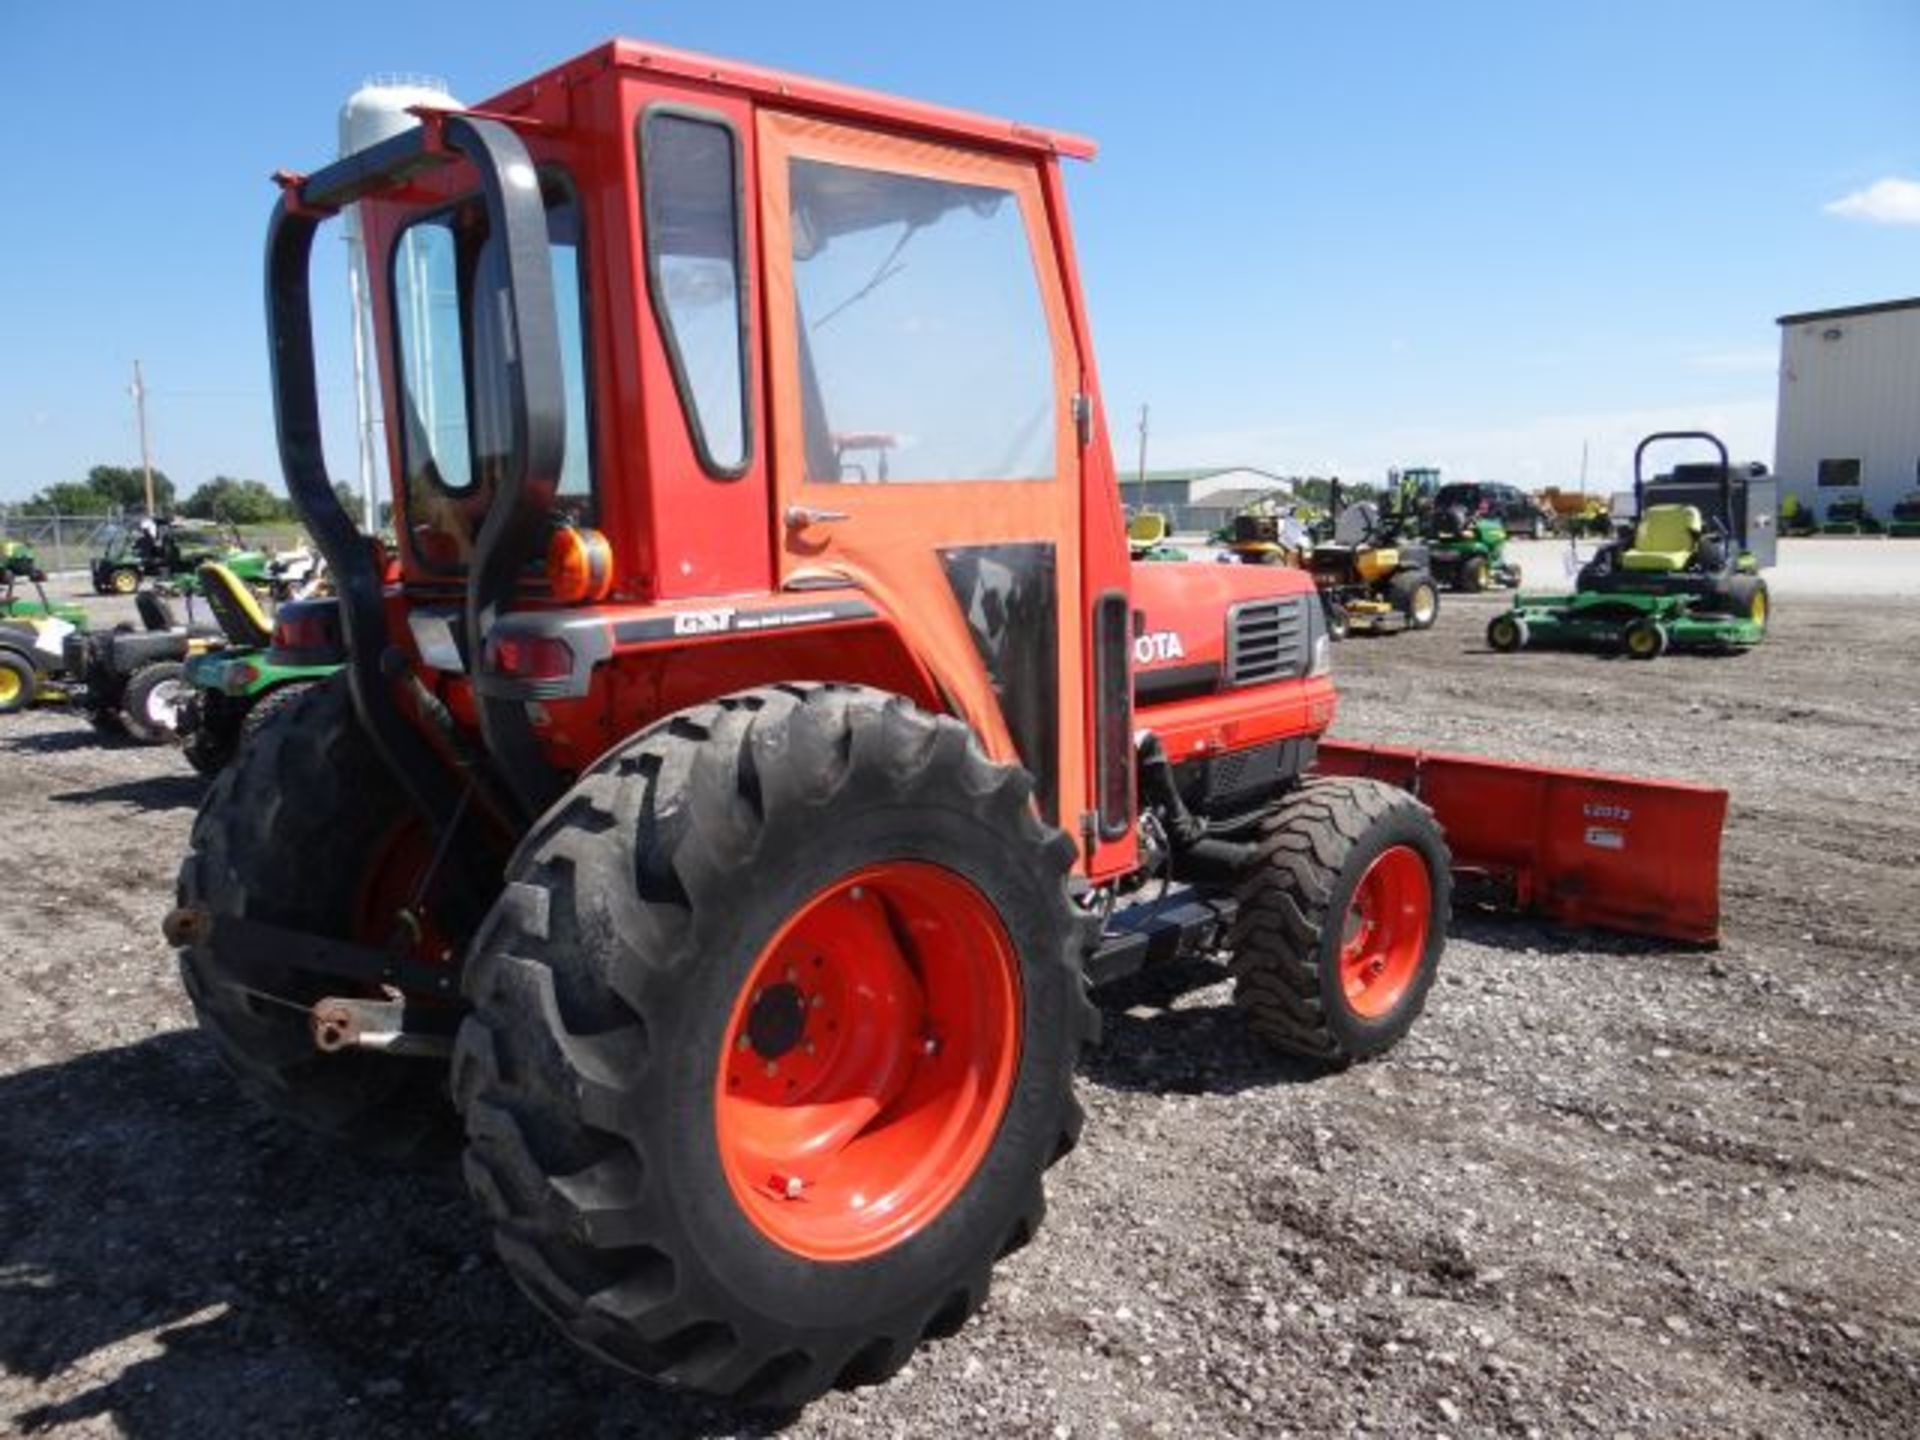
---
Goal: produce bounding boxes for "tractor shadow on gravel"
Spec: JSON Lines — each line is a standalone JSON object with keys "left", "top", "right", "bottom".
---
{"left": 45, "top": 774, "right": 209, "bottom": 813}
{"left": 0, "top": 1032, "right": 791, "bottom": 1440}
{"left": 0, "top": 726, "right": 141, "bottom": 756}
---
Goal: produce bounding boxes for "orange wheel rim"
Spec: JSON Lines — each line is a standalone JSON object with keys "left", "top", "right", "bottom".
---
{"left": 715, "top": 862, "right": 1021, "bottom": 1262}
{"left": 1337, "top": 845, "right": 1431, "bottom": 1020}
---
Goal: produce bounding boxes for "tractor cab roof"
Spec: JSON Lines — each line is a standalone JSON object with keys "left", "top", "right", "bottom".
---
{"left": 479, "top": 38, "right": 1098, "bottom": 161}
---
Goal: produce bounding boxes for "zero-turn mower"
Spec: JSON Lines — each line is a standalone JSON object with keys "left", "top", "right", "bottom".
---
{"left": 1821, "top": 494, "right": 1883, "bottom": 536}
{"left": 1890, "top": 492, "right": 1920, "bottom": 539}
{"left": 161, "top": 40, "right": 1736, "bottom": 1408}
{"left": 1299, "top": 485, "right": 1440, "bottom": 637}
{"left": 1488, "top": 431, "right": 1773, "bottom": 659}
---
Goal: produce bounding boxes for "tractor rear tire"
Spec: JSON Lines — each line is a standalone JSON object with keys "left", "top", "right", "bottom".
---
{"left": 1228, "top": 777, "right": 1451, "bottom": 1064}
{"left": 122, "top": 660, "right": 190, "bottom": 744}
{"left": 175, "top": 676, "right": 455, "bottom": 1161}
{"left": 240, "top": 680, "right": 324, "bottom": 751}
{"left": 1390, "top": 572, "right": 1441, "bottom": 630}
{"left": 452, "top": 683, "right": 1094, "bottom": 1407}
{"left": 0, "top": 650, "right": 35, "bottom": 714}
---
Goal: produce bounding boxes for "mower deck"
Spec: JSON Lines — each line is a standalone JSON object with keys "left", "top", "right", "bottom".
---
{"left": 1491, "top": 589, "right": 1763, "bottom": 657}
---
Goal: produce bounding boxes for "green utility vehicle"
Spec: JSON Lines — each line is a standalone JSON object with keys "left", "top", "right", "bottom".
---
{"left": 90, "top": 518, "right": 276, "bottom": 597}
{"left": 1487, "top": 431, "right": 1773, "bottom": 659}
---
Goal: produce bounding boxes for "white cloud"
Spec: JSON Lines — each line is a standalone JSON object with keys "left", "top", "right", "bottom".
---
{"left": 1158, "top": 397, "right": 1777, "bottom": 492}
{"left": 1823, "top": 177, "right": 1920, "bottom": 226}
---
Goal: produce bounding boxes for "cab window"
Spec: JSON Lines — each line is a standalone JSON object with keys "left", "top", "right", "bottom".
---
{"left": 788, "top": 158, "right": 1055, "bottom": 484}
{"left": 390, "top": 177, "right": 593, "bottom": 569}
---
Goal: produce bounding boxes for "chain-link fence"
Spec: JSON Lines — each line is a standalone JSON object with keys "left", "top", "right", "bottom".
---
{"left": 0, "top": 514, "right": 124, "bottom": 575}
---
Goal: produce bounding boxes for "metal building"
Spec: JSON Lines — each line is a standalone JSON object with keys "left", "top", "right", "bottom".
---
{"left": 1774, "top": 297, "right": 1920, "bottom": 523}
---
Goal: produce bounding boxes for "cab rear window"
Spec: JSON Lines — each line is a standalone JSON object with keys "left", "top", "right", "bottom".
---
{"left": 390, "top": 176, "right": 593, "bottom": 569}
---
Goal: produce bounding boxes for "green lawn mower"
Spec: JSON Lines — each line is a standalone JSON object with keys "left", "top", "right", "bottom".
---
{"left": 1126, "top": 510, "right": 1189, "bottom": 562}
{"left": 1820, "top": 495, "right": 1883, "bottom": 536}
{"left": 1487, "top": 430, "right": 1773, "bottom": 660}
{"left": 1, "top": 542, "right": 90, "bottom": 715}
{"left": 175, "top": 564, "right": 339, "bottom": 773}
{"left": 1886, "top": 493, "right": 1920, "bottom": 539}
{"left": 1426, "top": 509, "right": 1521, "bottom": 592}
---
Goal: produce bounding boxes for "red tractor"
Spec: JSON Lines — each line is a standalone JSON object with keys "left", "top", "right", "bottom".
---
{"left": 167, "top": 40, "right": 1727, "bottom": 1407}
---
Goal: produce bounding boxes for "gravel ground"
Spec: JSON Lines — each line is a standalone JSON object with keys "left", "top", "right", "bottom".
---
{"left": 3, "top": 581, "right": 1918, "bottom": 1438}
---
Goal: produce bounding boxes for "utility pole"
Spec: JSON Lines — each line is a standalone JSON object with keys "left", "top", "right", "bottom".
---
{"left": 1135, "top": 403, "right": 1150, "bottom": 484}
{"left": 131, "top": 359, "right": 157, "bottom": 517}
{"left": 1579, "top": 438, "right": 1590, "bottom": 498}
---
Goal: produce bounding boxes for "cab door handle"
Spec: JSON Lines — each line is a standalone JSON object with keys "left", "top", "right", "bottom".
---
{"left": 784, "top": 505, "right": 850, "bottom": 530}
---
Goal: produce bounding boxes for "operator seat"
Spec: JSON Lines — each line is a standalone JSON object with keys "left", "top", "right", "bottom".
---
{"left": 1620, "top": 504, "right": 1702, "bottom": 573}
{"left": 196, "top": 562, "right": 274, "bottom": 648}
{"left": 1128, "top": 512, "right": 1169, "bottom": 550}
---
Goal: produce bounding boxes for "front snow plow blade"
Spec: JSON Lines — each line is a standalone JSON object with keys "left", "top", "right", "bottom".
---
{"left": 1314, "top": 740, "right": 1727, "bottom": 945}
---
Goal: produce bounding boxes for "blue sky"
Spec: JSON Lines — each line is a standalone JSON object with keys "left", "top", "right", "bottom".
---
{"left": 2, "top": 1, "right": 1914, "bottom": 503}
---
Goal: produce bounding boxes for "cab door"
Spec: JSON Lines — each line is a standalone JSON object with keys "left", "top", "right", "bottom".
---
{"left": 756, "top": 112, "right": 1086, "bottom": 833}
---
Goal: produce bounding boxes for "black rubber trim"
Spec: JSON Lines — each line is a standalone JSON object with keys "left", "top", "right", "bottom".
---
{"left": 1134, "top": 661, "right": 1221, "bottom": 704}
{"left": 639, "top": 103, "right": 753, "bottom": 479}
{"left": 1092, "top": 589, "right": 1133, "bottom": 841}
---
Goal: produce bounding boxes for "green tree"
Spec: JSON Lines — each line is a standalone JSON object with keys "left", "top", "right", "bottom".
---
{"left": 17, "top": 481, "right": 111, "bottom": 517}
{"left": 86, "top": 464, "right": 175, "bottom": 513}
{"left": 180, "top": 476, "right": 294, "bottom": 525}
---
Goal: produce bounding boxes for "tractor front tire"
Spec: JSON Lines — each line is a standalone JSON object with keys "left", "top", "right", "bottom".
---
{"left": 1228, "top": 778, "right": 1451, "bottom": 1064}
{"left": 175, "top": 677, "right": 455, "bottom": 1160}
{"left": 453, "top": 683, "right": 1094, "bottom": 1407}
{"left": 122, "top": 660, "right": 190, "bottom": 744}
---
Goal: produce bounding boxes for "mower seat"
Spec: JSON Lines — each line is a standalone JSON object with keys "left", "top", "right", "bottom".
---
{"left": 197, "top": 562, "right": 273, "bottom": 648}
{"left": 1621, "top": 504, "right": 1702, "bottom": 573}
{"left": 136, "top": 590, "right": 178, "bottom": 632}
{"left": 1128, "top": 512, "right": 1169, "bottom": 550}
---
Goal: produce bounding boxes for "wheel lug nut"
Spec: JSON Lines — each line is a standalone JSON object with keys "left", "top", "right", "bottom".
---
{"left": 771, "top": 1173, "right": 804, "bottom": 1200}
{"left": 735, "top": 1035, "right": 750, "bottom": 1052}
{"left": 849, "top": 886, "right": 865, "bottom": 901}
{"left": 764, "top": 1060, "right": 778, "bottom": 1077}
{"left": 922, "top": 1036, "right": 940, "bottom": 1057}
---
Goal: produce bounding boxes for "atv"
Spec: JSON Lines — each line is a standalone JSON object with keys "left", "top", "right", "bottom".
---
{"left": 1488, "top": 431, "right": 1773, "bottom": 658}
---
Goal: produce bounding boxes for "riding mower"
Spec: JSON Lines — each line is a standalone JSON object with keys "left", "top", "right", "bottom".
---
{"left": 1125, "top": 510, "right": 1188, "bottom": 562}
{"left": 59, "top": 586, "right": 235, "bottom": 740}
{"left": 1300, "top": 485, "right": 1441, "bottom": 637}
{"left": 176, "top": 562, "right": 340, "bottom": 772}
{"left": 1890, "top": 493, "right": 1920, "bottom": 539}
{"left": 1425, "top": 507, "right": 1521, "bottom": 592}
{"left": 1821, "top": 495, "right": 1883, "bottom": 536}
{"left": 1487, "top": 431, "right": 1773, "bottom": 659}
{"left": 1779, "top": 492, "right": 1820, "bottom": 537}
{"left": 0, "top": 543, "right": 91, "bottom": 716}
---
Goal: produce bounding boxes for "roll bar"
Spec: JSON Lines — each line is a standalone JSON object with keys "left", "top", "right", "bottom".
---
{"left": 1633, "top": 431, "right": 1731, "bottom": 525}
{"left": 265, "top": 111, "right": 568, "bottom": 832}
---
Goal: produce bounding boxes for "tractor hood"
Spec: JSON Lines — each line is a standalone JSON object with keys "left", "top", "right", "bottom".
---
{"left": 1129, "top": 559, "right": 1324, "bottom": 703}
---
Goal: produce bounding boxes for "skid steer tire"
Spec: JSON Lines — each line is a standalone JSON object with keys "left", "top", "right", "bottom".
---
{"left": 452, "top": 683, "right": 1095, "bottom": 1408}
{"left": 175, "top": 676, "right": 455, "bottom": 1161}
{"left": 1228, "top": 777, "right": 1451, "bottom": 1064}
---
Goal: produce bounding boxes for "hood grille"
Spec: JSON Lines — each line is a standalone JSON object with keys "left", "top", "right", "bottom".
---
{"left": 1227, "top": 597, "right": 1307, "bottom": 685}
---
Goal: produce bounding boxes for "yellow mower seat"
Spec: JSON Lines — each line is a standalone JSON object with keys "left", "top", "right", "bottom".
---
{"left": 1128, "top": 512, "right": 1169, "bottom": 549}
{"left": 197, "top": 561, "right": 273, "bottom": 648}
{"left": 1621, "top": 504, "right": 1702, "bottom": 573}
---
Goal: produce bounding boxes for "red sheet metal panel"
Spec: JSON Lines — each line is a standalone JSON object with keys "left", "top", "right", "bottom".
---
{"left": 1314, "top": 740, "right": 1728, "bottom": 945}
